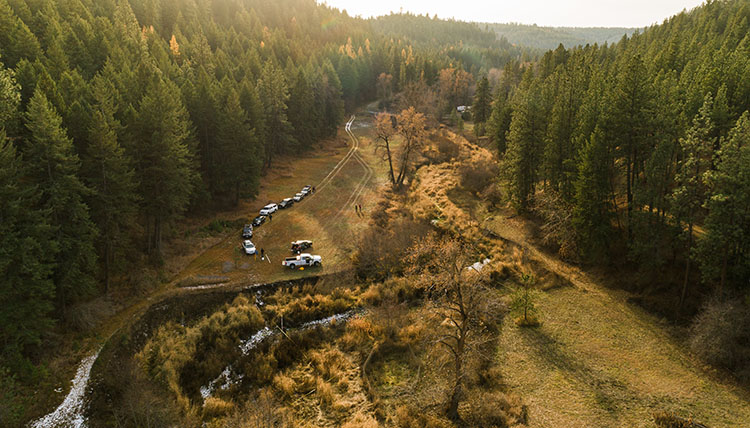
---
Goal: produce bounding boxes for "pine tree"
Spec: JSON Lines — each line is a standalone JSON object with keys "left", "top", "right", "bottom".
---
{"left": 472, "top": 75, "right": 491, "bottom": 134}
{"left": 503, "top": 71, "right": 545, "bottom": 210}
{"left": 215, "top": 86, "right": 261, "bottom": 204}
{"left": 81, "top": 75, "right": 138, "bottom": 292}
{"left": 0, "top": 128, "right": 55, "bottom": 363}
{"left": 23, "top": 89, "right": 97, "bottom": 312}
{"left": 698, "top": 112, "right": 750, "bottom": 294}
{"left": 129, "top": 78, "right": 197, "bottom": 258}
{"left": 0, "top": 56, "right": 21, "bottom": 132}
{"left": 257, "top": 63, "right": 295, "bottom": 167}
{"left": 607, "top": 53, "right": 654, "bottom": 241}
{"left": 572, "top": 128, "right": 613, "bottom": 263}
{"left": 673, "top": 94, "right": 716, "bottom": 308}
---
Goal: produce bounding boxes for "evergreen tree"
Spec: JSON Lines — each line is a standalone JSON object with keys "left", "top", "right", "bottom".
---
{"left": 257, "top": 63, "right": 295, "bottom": 167}
{"left": 698, "top": 112, "right": 750, "bottom": 294}
{"left": 607, "top": 53, "right": 654, "bottom": 241}
{"left": 471, "top": 75, "right": 491, "bottom": 134}
{"left": 215, "top": 86, "right": 261, "bottom": 204}
{"left": 503, "top": 72, "right": 545, "bottom": 210}
{"left": 0, "top": 128, "right": 55, "bottom": 363}
{"left": 672, "top": 94, "right": 716, "bottom": 308}
{"left": 81, "top": 76, "right": 138, "bottom": 292}
{"left": 23, "top": 89, "right": 97, "bottom": 312}
{"left": 128, "top": 78, "right": 197, "bottom": 258}
{"left": 572, "top": 128, "right": 613, "bottom": 263}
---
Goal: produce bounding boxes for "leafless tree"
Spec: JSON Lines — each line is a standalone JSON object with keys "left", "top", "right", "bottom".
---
{"left": 395, "top": 107, "right": 427, "bottom": 188}
{"left": 408, "top": 236, "right": 506, "bottom": 421}
{"left": 374, "top": 112, "right": 397, "bottom": 185}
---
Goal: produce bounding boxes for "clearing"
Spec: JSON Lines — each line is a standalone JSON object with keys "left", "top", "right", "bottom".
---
{"left": 485, "top": 210, "right": 750, "bottom": 427}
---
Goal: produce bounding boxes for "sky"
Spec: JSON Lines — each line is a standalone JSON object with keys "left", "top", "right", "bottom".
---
{"left": 320, "top": 0, "right": 707, "bottom": 28}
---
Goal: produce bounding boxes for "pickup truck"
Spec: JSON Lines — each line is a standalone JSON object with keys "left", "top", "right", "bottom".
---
{"left": 291, "top": 240, "right": 313, "bottom": 254}
{"left": 282, "top": 253, "right": 322, "bottom": 269}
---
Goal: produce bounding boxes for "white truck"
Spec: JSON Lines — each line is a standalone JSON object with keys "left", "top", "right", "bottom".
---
{"left": 282, "top": 253, "right": 322, "bottom": 269}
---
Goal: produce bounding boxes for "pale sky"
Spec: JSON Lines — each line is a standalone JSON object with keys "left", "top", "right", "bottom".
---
{"left": 320, "top": 0, "right": 706, "bottom": 28}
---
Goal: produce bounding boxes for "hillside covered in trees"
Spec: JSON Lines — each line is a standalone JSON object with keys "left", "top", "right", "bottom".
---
{"left": 0, "top": 0, "right": 520, "bottom": 389}
{"left": 482, "top": 0, "right": 750, "bottom": 365}
{"left": 485, "top": 23, "right": 638, "bottom": 50}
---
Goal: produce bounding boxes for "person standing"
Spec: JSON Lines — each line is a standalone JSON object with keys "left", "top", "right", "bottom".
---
{"left": 260, "top": 248, "right": 265, "bottom": 261}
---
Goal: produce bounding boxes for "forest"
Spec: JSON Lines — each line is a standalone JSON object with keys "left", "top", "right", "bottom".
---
{"left": 485, "top": 23, "right": 638, "bottom": 51}
{"left": 0, "top": 0, "right": 516, "bottom": 378}
{"left": 3, "top": 0, "right": 750, "bottom": 426}
{"left": 481, "top": 0, "right": 750, "bottom": 360}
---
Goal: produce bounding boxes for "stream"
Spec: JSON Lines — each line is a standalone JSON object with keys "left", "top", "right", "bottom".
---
{"left": 29, "top": 348, "right": 102, "bottom": 428}
{"left": 199, "top": 310, "right": 359, "bottom": 402}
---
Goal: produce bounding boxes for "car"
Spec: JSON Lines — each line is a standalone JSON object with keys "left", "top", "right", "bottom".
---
{"left": 242, "top": 224, "right": 253, "bottom": 239}
{"left": 252, "top": 215, "right": 266, "bottom": 227}
{"left": 291, "top": 240, "right": 313, "bottom": 254}
{"left": 241, "top": 240, "right": 257, "bottom": 255}
{"left": 293, "top": 192, "right": 304, "bottom": 202}
{"left": 282, "top": 253, "right": 322, "bottom": 269}
{"left": 259, "top": 203, "right": 278, "bottom": 216}
{"left": 301, "top": 186, "right": 311, "bottom": 196}
{"left": 279, "top": 198, "right": 294, "bottom": 209}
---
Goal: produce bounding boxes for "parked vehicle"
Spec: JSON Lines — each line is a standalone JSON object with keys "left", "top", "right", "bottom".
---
{"left": 252, "top": 215, "right": 266, "bottom": 227}
{"left": 301, "top": 186, "right": 312, "bottom": 196}
{"left": 293, "top": 192, "right": 304, "bottom": 202}
{"left": 242, "top": 224, "right": 253, "bottom": 238}
{"left": 291, "top": 240, "right": 313, "bottom": 253}
{"left": 260, "top": 203, "right": 278, "bottom": 215}
{"left": 241, "top": 240, "right": 257, "bottom": 255}
{"left": 282, "top": 253, "right": 322, "bottom": 269}
{"left": 279, "top": 198, "right": 294, "bottom": 209}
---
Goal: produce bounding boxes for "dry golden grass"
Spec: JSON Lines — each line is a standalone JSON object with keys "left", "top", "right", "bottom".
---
{"left": 202, "top": 397, "right": 235, "bottom": 419}
{"left": 273, "top": 373, "right": 297, "bottom": 398}
{"left": 316, "top": 377, "right": 335, "bottom": 407}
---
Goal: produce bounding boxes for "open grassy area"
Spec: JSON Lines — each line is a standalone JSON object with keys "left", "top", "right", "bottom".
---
{"left": 175, "top": 112, "right": 388, "bottom": 285}
{"left": 484, "top": 210, "right": 750, "bottom": 428}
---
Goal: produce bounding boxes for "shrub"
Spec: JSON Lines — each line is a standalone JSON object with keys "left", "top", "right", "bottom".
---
{"left": 689, "top": 297, "right": 750, "bottom": 380}
{"left": 273, "top": 373, "right": 297, "bottom": 398}
{"left": 309, "top": 347, "right": 348, "bottom": 382}
{"left": 203, "top": 397, "right": 234, "bottom": 419}
{"left": 341, "top": 411, "right": 379, "bottom": 428}
{"left": 354, "top": 219, "right": 430, "bottom": 282}
{"left": 653, "top": 411, "right": 708, "bottom": 428}
{"left": 316, "top": 377, "right": 335, "bottom": 407}
{"left": 460, "top": 158, "right": 499, "bottom": 194}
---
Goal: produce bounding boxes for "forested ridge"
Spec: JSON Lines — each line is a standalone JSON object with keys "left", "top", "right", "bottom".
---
{"left": 485, "top": 23, "right": 639, "bottom": 51}
{"left": 481, "top": 0, "right": 750, "bottom": 348}
{"left": 0, "top": 0, "right": 519, "bottom": 387}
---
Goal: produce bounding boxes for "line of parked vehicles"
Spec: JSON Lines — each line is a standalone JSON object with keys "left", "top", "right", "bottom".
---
{"left": 240, "top": 185, "right": 323, "bottom": 270}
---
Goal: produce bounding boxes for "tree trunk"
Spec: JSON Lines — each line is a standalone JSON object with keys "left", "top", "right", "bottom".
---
{"left": 678, "top": 222, "right": 693, "bottom": 315}
{"left": 385, "top": 141, "right": 395, "bottom": 185}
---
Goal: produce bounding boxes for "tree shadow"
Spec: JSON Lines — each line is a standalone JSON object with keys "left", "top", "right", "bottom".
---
{"left": 518, "top": 326, "right": 638, "bottom": 415}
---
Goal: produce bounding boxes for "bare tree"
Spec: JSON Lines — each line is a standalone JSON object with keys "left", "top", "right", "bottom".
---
{"left": 408, "top": 236, "right": 506, "bottom": 421}
{"left": 395, "top": 107, "right": 427, "bottom": 188}
{"left": 374, "top": 112, "right": 397, "bottom": 185}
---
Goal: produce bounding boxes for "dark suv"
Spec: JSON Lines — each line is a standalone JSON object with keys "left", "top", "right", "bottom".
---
{"left": 242, "top": 224, "right": 253, "bottom": 238}
{"left": 252, "top": 215, "right": 266, "bottom": 227}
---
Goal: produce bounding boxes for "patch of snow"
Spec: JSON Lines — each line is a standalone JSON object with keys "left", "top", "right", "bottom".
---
{"left": 467, "top": 258, "right": 491, "bottom": 272}
{"left": 239, "top": 326, "right": 273, "bottom": 355}
{"left": 299, "top": 310, "right": 357, "bottom": 329}
{"left": 200, "top": 366, "right": 245, "bottom": 401}
{"left": 201, "top": 311, "right": 361, "bottom": 403}
{"left": 30, "top": 348, "right": 101, "bottom": 428}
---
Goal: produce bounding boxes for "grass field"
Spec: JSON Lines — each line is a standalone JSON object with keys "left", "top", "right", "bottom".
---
{"left": 484, "top": 211, "right": 750, "bottom": 428}
{"left": 174, "top": 111, "right": 387, "bottom": 285}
